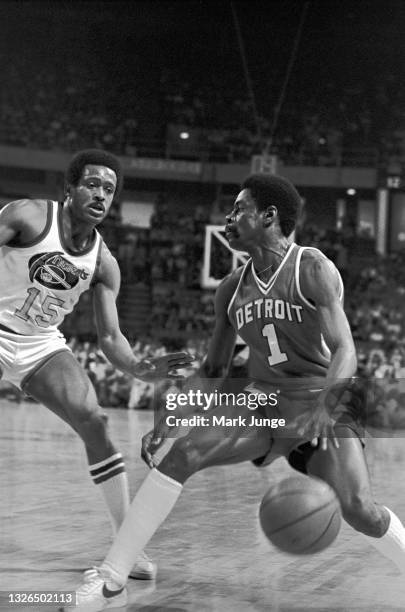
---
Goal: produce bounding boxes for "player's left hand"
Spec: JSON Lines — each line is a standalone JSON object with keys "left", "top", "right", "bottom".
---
{"left": 141, "top": 416, "right": 178, "bottom": 468}
{"left": 295, "top": 407, "right": 339, "bottom": 451}
{"left": 133, "top": 352, "right": 195, "bottom": 382}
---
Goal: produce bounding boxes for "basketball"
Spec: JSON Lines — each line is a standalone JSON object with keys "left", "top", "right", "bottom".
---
{"left": 259, "top": 476, "right": 341, "bottom": 554}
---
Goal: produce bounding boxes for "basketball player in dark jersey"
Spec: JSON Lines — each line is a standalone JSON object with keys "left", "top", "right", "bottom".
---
{"left": 64, "top": 173, "right": 405, "bottom": 611}
{"left": 0, "top": 149, "right": 193, "bottom": 581}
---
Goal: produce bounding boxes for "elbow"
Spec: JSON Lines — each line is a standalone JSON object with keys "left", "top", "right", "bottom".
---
{"left": 350, "top": 350, "right": 358, "bottom": 375}
{"left": 343, "top": 343, "right": 358, "bottom": 375}
{"left": 332, "top": 342, "right": 357, "bottom": 376}
{"left": 98, "top": 333, "right": 116, "bottom": 356}
{"left": 200, "top": 361, "right": 228, "bottom": 379}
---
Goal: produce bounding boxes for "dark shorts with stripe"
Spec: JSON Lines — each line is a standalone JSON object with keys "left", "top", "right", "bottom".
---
{"left": 251, "top": 378, "right": 366, "bottom": 473}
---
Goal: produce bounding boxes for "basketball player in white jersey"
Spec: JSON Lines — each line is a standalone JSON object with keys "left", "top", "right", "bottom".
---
{"left": 0, "top": 149, "right": 193, "bottom": 580}
{"left": 63, "top": 173, "right": 405, "bottom": 611}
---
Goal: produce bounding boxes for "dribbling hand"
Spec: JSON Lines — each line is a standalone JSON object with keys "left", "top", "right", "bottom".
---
{"left": 141, "top": 418, "right": 175, "bottom": 469}
{"left": 133, "top": 352, "right": 195, "bottom": 382}
{"left": 295, "top": 407, "right": 339, "bottom": 451}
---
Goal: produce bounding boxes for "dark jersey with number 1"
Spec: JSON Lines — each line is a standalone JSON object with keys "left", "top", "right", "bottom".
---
{"left": 227, "top": 243, "right": 343, "bottom": 390}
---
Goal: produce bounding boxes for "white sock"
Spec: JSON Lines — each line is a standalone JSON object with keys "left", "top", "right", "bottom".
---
{"left": 89, "top": 453, "right": 130, "bottom": 534}
{"left": 365, "top": 506, "right": 405, "bottom": 573}
{"left": 101, "top": 468, "right": 182, "bottom": 584}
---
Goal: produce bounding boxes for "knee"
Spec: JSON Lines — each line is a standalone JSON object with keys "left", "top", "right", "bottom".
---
{"left": 74, "top": 407, "right": 109, "bottom": 445}
{"left": 341, "top": 494, "right": 387, "bottom": 537}
{"left": 159, "top": 437, "right": 203, "bottom": 482}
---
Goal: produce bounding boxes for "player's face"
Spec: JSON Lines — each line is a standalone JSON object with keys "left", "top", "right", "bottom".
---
{"left": 225, "top": 189, "right": 264, "bottom": 250}
{"left": 69, "top": 165, "right": 117, "bottom": 224}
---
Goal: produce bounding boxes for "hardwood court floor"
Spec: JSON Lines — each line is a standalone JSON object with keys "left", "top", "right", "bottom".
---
{"left": 1, "top": 400, "right": 405, "bottom": 611}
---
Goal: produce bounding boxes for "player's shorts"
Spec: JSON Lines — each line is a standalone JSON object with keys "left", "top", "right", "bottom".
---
{"left": 0, "top": 326, "right": 71, "bottom": 391}
{"left": 246, "top": 378, "right": 366, "bottom": 473}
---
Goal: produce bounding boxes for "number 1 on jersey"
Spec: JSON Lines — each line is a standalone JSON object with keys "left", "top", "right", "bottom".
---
{"left": 262, "top": 323, "right": 288, "bottom": 366}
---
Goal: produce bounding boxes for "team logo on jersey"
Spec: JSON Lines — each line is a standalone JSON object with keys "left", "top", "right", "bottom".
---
{"left": 28, "top": 252, "right": 89, "bottom": 290}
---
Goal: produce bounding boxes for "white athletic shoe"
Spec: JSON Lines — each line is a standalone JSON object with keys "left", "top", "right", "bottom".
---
{"left": 60, "top": 567, "right": 127, "bottom": 612}
{"left": 129, "top": 550, "right": 157, "bottom": 580}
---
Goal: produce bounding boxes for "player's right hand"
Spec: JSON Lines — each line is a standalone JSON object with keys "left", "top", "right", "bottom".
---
{"left": 295, "top": 406, "right": 339, "bottom": 451}
{"left": 141, "top": 418, "right": 176, "bottom": 468}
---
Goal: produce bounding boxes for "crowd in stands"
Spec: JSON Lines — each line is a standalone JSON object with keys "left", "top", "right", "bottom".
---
{"left": 1, "top": 54, "right": 404, "bottom": 170}
{"left": 0, "top": 60, "right": 140, "bottom": 156}
{"left": 146, "top": 197, "right": 214, "bottom": 336}
{"left": 159, "top": 69, "right": 384, "bottom": 166}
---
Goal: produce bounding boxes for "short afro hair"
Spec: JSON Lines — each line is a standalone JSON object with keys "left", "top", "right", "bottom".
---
{"left": 65, "top": 149, "right": 123, "bottom": 197}
{"left": 241, "top": 173, "right": 302, "bottom": 237}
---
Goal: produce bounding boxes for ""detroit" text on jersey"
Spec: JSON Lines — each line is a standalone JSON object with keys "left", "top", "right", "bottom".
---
{"left": 235, "top": 298, "right": 303, "bottom": 330}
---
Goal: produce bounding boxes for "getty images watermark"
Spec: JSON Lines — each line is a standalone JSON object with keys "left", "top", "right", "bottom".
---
{"left": 162, "top": 386, "right": 286, "bottom": 430}
{"left": 151, "top": 376, "right": 405, "bottom": 439}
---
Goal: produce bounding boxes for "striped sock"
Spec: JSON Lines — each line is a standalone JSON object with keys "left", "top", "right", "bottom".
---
{"left": 89, "top": 453, "right": 130, "bottom": 534}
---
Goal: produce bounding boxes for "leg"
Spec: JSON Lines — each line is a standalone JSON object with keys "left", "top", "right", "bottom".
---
{"left": 307, "top": 433, "right": 388, "bottom": 536}
{"left": 24, "top": 351, "right": 115, "bottom": 465}
{"left": 101, "top": 403, "right": 272, "bottom": 584}
{"left": 159, "top": 404, "right": 273, "bottom": 483}
{"left": 307, "top": 427, "right": 405, "bottom": 572}
{"left": 25, "top": 351, "right": 155, "bottom": 578}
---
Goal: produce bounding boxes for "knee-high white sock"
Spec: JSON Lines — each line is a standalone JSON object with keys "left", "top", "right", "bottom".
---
{"left": 365, "top": 506, "right": 405, "bottom": 573}
{"left": 101, "top": 468, "right": 182, "bottom": 584}
{"left": 89, "top": 453, "right": 130, "bottom": 534}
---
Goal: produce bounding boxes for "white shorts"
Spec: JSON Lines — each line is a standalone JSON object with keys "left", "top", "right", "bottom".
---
{"left": 0, "top": 328, "right": 71, "bottom": 390}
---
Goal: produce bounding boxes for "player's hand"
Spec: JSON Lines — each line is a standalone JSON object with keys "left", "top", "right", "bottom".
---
{"left": 133, "top": 352, "right": 195, "bottom": 382}
{"left": 141, "top": 418, "right": 175, "bottom": 468}
{"left": 295, "top": 407, "right": 339, "bottom": 451}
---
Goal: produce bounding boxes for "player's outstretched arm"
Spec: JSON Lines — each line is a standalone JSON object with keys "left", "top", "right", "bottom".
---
{"left": 296, "top": 252, "right": 357, "bottom": 449}
{"left": 93, "top": 243, "right": 193, "bottom": 381}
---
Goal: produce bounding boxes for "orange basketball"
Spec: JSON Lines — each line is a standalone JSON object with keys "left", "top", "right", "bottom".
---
{"left": 259, "top": 476, "right": 341, "bottom": 554}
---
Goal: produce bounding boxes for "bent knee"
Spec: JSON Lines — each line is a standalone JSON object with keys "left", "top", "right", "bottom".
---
{"left": 341, "top": 494, "right": 387, "bottom": 537}
{"left": 74, "top": 408, "right": 109, "bottom": 440}
{"left": 160, "top": 437, "right": 204, "bottom": 481}
{"left": 172, "top": 437, "right": 204, "bottom": 470}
